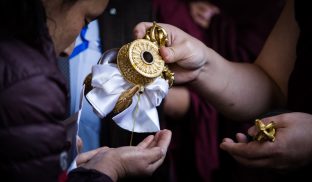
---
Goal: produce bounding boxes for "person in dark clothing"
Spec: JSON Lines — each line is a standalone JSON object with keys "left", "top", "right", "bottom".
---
{"left": 134, "top": 0, "right": 312, "bottom": 180}
{"left": 0, "top": 0, "right": 171, "bottom": 181}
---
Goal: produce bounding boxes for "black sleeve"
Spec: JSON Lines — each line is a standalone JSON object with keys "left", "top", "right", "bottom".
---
{"left": 67, "top": 167, "right": 113, "bottom": 182}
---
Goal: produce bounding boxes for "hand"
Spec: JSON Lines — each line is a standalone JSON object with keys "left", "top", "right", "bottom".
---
{"left": 164, "top": 86, "right": 190, "bottom": 119}
{"left": 76, "top": 135, "right": 83, "bottom": 154}
{"left": 134, "top": 22, "right": 211, "bottom": 84}
{"left": 80, "top": 129, "right": 172, "bottom": 181}
{"left": 220, "top": 112, "right": 312, "bottom": 170}
{"left": 189, "top": 1, "right": 220, "bottom": 28}
{"left": 76, "top": 146, "right": 110, "bottom": 166}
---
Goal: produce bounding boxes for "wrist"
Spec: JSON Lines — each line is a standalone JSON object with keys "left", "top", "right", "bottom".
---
{"left": 188, "top": 47, "right": 220, "bottom": 99}
{"left": 95, "top": 157, "right": 123, "bottom": 182}
{"left": 83, "top": 153, "right": 121, "bottom": 182}
{"left": 189, "top": 49, "right": 210, "bottom": 87}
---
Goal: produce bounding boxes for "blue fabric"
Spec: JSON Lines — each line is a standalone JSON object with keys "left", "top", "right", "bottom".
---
{"left": 69, "top": 26, "right": 89, "bottom": 59}
{"left": 69, "top": 21, "right": 102, "bottom": 152}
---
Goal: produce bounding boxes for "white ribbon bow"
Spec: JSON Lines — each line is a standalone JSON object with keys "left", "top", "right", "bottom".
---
{"left": 86, "top": 63, "right": 169, "bottom": 133}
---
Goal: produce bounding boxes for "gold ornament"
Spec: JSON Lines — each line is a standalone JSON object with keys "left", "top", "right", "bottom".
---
{"left": 84, "top": 22, "right": 174, "bottom": 115}
{"left": 116, "top": 22, "right": 174, "bottom": 87}
{"left": 254, "top": 119, "right": 276, "bottom": 142}
{"left": 117, "top": 39, "right": 164, "bottom": 86}
{"left": 112, "top": 22, "right": 174, "bottom": 114}
{"left": 112, "top": 85, "right": 142, "bottom": 114}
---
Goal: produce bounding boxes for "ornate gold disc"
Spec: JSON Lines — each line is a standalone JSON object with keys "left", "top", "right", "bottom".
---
{"left": 129, "top": 39, "right": 164, "bottom": 78}
{"left": 117, "top": 42, "right": 154, "bottom": 86}
{"left": 117, "top": 39, "right": 165, "bottom": 86}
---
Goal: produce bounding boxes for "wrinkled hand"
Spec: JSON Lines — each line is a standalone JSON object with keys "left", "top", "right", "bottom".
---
{"left": 79, "top": 129, "right": 172, "bottom": 181}
{"left": 220, "top": 112, "right": 312, "bottom": 170}
{"left": 134, "top": 22, "right": 210, "bottom": 84}
{"left": 189, "top": 1, "right": 220, "bottom": 28}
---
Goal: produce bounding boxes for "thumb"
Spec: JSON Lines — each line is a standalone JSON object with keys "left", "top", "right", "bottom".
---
{"left": 144, "top": 147, "right": 166, "bottom": 173}
{"left": 137, "top": 135, "right": 154, "bottom": 149}
{"left": 160, "top": 43, "right": 190, "bottom": 64}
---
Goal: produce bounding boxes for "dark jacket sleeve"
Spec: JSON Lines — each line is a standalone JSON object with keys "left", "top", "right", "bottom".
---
{"left": 0, "top": 39, "right": 69, "bottom": 182}
{"left": 67, "top": 167, "right": 113, "bottom": 182}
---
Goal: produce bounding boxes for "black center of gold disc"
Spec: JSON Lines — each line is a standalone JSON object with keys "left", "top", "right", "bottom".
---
{"left": 142, "top": 51, "right": 153, "bottom": 64}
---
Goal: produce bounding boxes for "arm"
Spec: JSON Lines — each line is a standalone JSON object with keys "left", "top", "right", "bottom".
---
{"left": 163, "top": 86, "right": 190, "bottom": 119}
{"left": 133, "top": 0, "right": 299, "bottom": 120}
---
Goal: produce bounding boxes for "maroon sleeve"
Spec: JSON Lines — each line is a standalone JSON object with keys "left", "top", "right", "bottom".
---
{"left": 163, "top": 88, "right": 219, "bottom": 182}
{"left": 153, "top": 0, "right": 207, "bottom": 41}
{"left": 188, "top": 89, "right": 219, "bottom": 181}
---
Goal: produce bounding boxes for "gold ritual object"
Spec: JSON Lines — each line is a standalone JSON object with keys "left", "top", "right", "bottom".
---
{"left": 116, "top": 22, "right": 174, "bottom": 87}
{"left": 84, "top": 22, "right": 174, "bottom": 115}
{"left": 114, "top": 22, "right": 174, "bottom": 113}
{"left": 117, "top": 39, "right": 164, "bottom": 86}
{"left": 254, "top": 119, "right": 276, "bottom": 142}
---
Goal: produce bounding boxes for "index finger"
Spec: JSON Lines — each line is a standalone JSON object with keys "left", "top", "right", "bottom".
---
{"left": 133, "top": 22, "right": 153, "bottom": 39}
{"left": 133, "top": 22, "right": 185, "bottom": 46}
{"left": 151, "top": 129, "right": 172, "bottom": 152}
{"left": 137, "top": 135, "right": 154, "bottom": 149}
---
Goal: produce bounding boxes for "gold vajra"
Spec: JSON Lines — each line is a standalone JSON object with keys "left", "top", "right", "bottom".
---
{"left": 254, "top": 119, "right": 276, "bottom": 142}
{"left": 113, "top": 22, "right": 174, "bottom": 114}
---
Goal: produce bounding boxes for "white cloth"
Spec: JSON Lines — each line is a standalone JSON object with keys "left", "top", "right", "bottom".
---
{"left": 86, "top": 63, "right": 169, "bottom": 133}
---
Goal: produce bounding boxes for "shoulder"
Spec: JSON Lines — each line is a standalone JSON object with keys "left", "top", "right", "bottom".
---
{"left": 0, "top": 38, "right": 68, "bottom": 124}
{"left": 0, "top": 38, "right": 66, "bottom": 91}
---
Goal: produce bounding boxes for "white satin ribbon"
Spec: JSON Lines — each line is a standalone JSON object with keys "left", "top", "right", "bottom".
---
{"left": 86, "top": 63, "right": 169, "bottom": 133}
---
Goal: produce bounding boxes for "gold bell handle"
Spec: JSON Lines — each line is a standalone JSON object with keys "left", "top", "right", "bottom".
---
{"left": 112, "top": 85, "right": 142, "bottom": 114}
{"left": 144, "top": 21, "right": 168, "bottom": 47}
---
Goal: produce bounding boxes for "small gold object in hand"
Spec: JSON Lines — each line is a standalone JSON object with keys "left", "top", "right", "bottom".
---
{"left": 254, "top": 119, "right": 276, "bottom": 142}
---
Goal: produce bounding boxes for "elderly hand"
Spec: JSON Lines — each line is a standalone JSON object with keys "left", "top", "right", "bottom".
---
{"left": 78, "top": 129, "right": 172, "bottom": 181}
{"left": 220, "top": 112, "right": 312, "bottom": 170}
{"left": 133, "top": 22, "right": 212, "bottom": 84}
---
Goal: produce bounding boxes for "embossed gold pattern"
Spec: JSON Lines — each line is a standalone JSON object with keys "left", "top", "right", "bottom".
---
{"left": 117, "top": 39, "right": 165, "bottom": 86}
{"left": 129, "top": 39, "right": 164, "bottom": 78}
{"left": 117, "top": 22, "right": 174, "bottom": 87}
